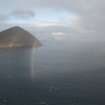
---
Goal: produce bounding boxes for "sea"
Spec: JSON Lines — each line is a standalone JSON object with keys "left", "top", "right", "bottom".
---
{"left": 0, "top": 29, "right": 105, "bottom": 105}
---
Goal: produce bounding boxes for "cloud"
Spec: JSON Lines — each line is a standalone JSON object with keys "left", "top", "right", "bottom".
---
{"left": 0, "top": 14, "right": 8, "bottom": 22}
{"left": 32, "top": 20, "right": 65, "bottom": 27}
{"left": 0, "top": 9, "right": 35, "bottom": 24}
{"left": 0, "top": 0, "right": 101, "bottom": 14}
{"left": 10, "top": 10, "right": 35, "bottom": 19}
{"left": 0, "top": 0, "right": 104, "bottom": 14}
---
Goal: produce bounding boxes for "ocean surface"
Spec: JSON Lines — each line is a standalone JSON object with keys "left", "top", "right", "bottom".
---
{"left": 0, "top": 33, "right": 105, "bottom": 105}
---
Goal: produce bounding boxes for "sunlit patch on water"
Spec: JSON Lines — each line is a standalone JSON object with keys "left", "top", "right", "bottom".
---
{"left": 51, "top": 32, "right": 66, "bottom": 41}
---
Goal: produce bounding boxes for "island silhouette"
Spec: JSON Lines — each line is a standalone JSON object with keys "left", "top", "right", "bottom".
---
{"left": 0, "top": 26, "right": 42, "bottom": 48}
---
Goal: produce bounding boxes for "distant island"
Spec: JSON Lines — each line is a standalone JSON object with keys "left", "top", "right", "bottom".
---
{"left": 0, "top": 26, "right": 42, "bottom": 48}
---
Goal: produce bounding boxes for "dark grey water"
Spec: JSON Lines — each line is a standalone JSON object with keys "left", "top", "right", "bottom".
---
{"left": 0, "top": 36, "right": 105, "bottom": 105}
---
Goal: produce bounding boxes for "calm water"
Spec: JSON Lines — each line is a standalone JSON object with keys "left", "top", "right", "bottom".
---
{"left": 0, "top": 34, "right": 105, "bottom": 105}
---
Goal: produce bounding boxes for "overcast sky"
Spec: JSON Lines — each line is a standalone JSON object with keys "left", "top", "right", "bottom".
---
{"left": 0, "top": 0, "right": 105, "bottom": 41}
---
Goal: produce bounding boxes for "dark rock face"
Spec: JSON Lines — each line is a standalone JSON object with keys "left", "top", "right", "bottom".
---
{"left": 0, "top": 26, "right": 42, "bottom": 48}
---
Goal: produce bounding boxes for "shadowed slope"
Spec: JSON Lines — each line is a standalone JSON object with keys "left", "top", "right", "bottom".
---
{"left": 0, "top": 26, "right": 42, "bottom": 48}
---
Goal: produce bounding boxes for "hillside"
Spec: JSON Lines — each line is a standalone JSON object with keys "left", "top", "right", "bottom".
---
{"left": 0, "top": 26, "right": 42, "bottom": 48}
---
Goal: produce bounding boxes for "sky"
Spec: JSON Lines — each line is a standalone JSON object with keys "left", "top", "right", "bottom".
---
{"left": 0, "top": 0, "right": 79, "bottom": 28}
{"left": 0, "top": 0, "right": 105, "bottom": 41}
